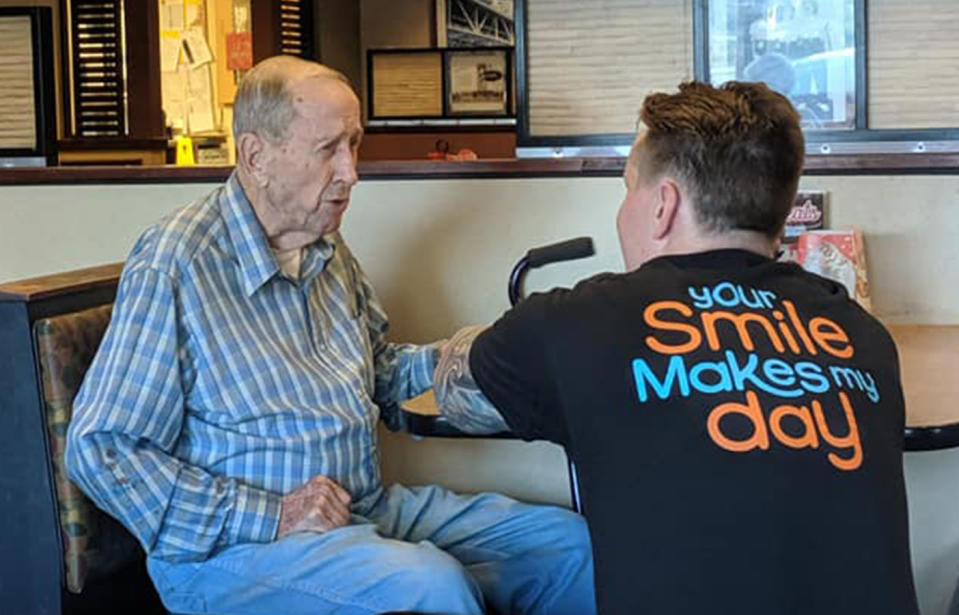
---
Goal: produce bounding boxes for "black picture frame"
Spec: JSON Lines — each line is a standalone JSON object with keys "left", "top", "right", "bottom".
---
{"left": 367, "top": 46, "right": 515, "bottom": 122}
{"left": 445, "top": 48, "right": 512, "bottom": 117}
{"left": 0, "top": 7, "right": 58, "bottom": 167}
{"left": 367, "top": 48, "right": 446, "bottom": 122}
{"left": 441, "top": 0, "right": 516, "bottom": 48}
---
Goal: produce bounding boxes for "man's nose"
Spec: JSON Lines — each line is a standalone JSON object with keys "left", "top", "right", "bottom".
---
{"left": 335, "top": 150, "right": 358, "bottom": 186}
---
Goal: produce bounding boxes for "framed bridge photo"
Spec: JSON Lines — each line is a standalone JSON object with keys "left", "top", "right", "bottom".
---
{"left": 446, "top": 48, "right": 511, "bottom": 116}
{"left": 437, "top": 0, "right": 515, "bottom": 48}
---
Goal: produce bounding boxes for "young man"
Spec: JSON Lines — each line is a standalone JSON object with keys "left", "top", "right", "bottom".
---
{"left": 434, "top": 81, "right": 920, "bottom": 615}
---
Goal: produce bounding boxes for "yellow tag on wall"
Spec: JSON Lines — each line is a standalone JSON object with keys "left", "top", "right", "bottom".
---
{"left": 175, "top": 135, "right": 195, "bottom": 166}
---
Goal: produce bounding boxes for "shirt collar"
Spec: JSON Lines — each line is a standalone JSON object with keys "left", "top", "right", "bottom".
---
{"left": 643, "top": 248, "right": 773, "bottom": 271}
{"left": 220, "top": 171, "right": 336, "bottom": 296}
{"left": 300, "top": 234, "right": 336, "bottom": 287}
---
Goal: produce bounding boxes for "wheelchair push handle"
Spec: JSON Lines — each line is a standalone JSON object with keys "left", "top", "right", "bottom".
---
{"left": 527, "top": 237, "right": 595, "bottom": 268}
{"left": 506, "top": 237, "right": 596, "bottom": 513}
{"left": 509, "top": 237, "right": 596, "bottom": 306}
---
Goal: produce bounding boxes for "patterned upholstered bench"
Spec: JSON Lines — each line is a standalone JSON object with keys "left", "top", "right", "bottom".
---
{"left": 0, "top": 265, "right": 165, "bottom": 614}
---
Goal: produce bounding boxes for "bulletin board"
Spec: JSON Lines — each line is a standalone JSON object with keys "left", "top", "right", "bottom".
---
{"left": 159, "top": 0, "right": 252, "bottom": 137}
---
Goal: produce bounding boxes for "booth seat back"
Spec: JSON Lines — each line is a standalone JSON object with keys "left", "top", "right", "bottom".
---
{"left": 34, "top": 303, "right": 142, "bottom": 594}
{"left": 0, "top": 263, "right": 165, "bottom": 614}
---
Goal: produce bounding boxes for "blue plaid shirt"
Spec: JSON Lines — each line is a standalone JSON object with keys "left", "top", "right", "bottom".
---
{"left": 66, "top": 172, "right": 437, "bottom": 562}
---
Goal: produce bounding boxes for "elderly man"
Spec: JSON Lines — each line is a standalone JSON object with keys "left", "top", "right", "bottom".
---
{"left": 66, "top": 56, "right": 594, "bottom": 615}
{"left": 433, "top": 81, "right": 920, "bottom": 615}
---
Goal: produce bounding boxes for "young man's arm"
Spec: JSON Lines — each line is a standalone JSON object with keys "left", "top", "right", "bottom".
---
{"left": 433, "top": 325, "right": 509, "bottom": 434}
{"left": 434, "top": 293, "right": 569, "bottom": 444}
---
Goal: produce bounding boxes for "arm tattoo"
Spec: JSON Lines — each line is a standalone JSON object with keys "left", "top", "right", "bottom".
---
{"left": 433, "top": 325, "right": 509, "bottom": 435}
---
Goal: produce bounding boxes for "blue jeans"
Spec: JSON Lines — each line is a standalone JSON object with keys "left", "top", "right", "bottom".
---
{"left": 148, "top": 484, "right": 596, "bottom": 614}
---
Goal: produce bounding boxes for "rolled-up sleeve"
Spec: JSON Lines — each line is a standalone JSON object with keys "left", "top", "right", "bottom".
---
{"left": 65, "top": 267, "right": 281, "bottom": 562}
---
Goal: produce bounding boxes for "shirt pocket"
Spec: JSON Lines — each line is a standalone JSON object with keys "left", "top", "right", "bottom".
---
{"left": 337, "top": 312, "right": 375, "bottom": 396}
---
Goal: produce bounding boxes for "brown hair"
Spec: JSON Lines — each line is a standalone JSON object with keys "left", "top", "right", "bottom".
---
{"left": 638, "top": 81, "right": 804, "bottom": 238}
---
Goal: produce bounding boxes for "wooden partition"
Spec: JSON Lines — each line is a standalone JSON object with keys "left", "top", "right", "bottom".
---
{"left": 0, "top": 263, "right": 166, "bottom": 615}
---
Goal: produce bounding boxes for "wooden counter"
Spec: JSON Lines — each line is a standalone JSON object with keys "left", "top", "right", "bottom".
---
{"left": 1, "top": 152, "right": 958, "bottom": 186}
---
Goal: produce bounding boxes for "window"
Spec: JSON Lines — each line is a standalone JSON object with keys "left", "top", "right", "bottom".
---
{"left": 0, "top": 7, "right": 57, "bottom": 166}
{"left": 515, "top": 0, "right": 959, "bottom": 161}
{"left": 705, "top": 0, "right": 860, "bottom": 131}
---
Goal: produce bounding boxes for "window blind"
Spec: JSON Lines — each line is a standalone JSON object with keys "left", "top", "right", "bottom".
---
{"left": 0, "top": 15, "right": 36, "bottom": 149}
{"left": 69, "top": 0, "right": 125, "bottom": 137}
{"left": 526, "top": 0, "right": 693, "bottom": 137}
{"left": 868, "top": 0, "right": 959, "bottom": 129}
{"left": 279, "top": 0, "right": 313, "bottom": 58}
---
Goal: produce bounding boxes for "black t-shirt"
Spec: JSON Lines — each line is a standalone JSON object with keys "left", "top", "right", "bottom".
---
{"left": 470, "top": 249, "right": 919, "bottom": 615}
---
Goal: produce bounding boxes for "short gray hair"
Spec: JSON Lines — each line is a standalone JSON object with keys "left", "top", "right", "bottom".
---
{"left": 232, "top": 56, "right": 352, "bottom": 144}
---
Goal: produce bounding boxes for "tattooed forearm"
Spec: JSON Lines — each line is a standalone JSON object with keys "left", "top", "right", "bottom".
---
{"left": 433, "top": 325, "right": 509, "bottom": 435}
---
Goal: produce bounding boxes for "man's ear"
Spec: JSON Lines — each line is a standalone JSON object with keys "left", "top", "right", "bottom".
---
{"left": 651, "top": 179, "right": 681, "bottom": 240}
{"left": 237, "top": 133, "right": 270, "bottom": 187}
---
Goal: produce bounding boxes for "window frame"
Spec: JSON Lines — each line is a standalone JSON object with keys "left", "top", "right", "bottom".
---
{"left": 515, "top": 0, "right": 959, "bottom": 165}
{"left": 0, "top": 7, "right": 58, "bottom": 167}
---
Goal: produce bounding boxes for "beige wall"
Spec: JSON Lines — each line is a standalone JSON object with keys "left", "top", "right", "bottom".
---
{"left": 6, "top": 175, "right": 956, "bottom": 322}
{"left": 1, "top": 174, "right": 959, "bottom": 613}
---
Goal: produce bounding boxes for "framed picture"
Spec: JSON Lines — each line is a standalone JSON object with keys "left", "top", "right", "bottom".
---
{"left": 702, "top": 0, "right": 864, "bottom": 131}
{"left": 445, "top": 48, "right": 511, "bottom": 116}
{"left": 367, "top": 49, "right": 444, "bottom": 120}
{"left": 437, "top": 0, "right": 514, "bottom": 47}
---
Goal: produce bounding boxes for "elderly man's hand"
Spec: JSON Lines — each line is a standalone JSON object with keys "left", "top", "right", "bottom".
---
{"left": 276, "top": 475, "right": 352, "bottom": 538}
